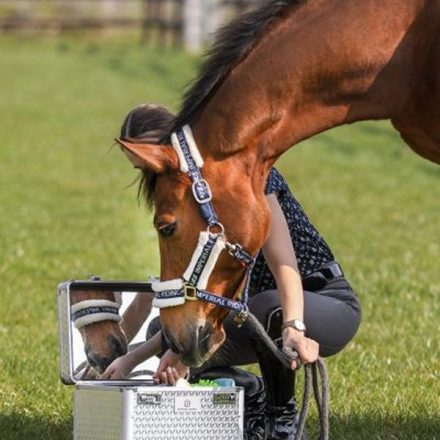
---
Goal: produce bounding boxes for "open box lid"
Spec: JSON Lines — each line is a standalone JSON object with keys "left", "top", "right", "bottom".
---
{"left": 57, "top": 278, "right": 159, "bottom": 386}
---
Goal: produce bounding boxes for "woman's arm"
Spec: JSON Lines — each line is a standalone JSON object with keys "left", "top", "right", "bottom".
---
{"left": 120, "top": 292, "right": 154, "bottom": 343}
{"left": 100, "top": 331, "right": 163, "bottom": 379}
{"left": 263, "top": 195, "right": 303, "bottom": 322}
{"left": 262, "top": 194, "right": 319, "bottom": 368}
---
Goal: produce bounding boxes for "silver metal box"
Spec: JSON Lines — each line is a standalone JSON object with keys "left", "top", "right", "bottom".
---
{"left": 58, "top": 280, "right": 244, "bottom": 439}
{"left": 74, "top": 383, "right": 244, "bottom": 440}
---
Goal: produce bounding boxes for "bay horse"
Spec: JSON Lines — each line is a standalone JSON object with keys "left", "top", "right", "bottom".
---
{"left": 118, "top": 0, "right": 439, "bottom": 367}
{"left": 70, "top": 290, "right": 127, "bottom": 373}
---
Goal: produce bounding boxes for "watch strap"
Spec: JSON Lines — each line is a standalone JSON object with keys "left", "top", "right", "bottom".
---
{"left": 282, "top": 319, "right": 306, "bottom": 332}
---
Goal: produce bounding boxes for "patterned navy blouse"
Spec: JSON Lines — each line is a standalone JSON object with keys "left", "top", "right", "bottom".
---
{"left": 248, "top": 168, "right": 335, "bottom": 296}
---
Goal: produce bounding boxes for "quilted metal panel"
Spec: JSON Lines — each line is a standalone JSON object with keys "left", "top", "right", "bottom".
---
{"left": 74, "top": 388, "right": 123, "bottom": 440}
{"left": 130, "top": 388, "right": 243, "bottom": 440}
{"left": 74, "top": 385, "right": 244, "bottom": 440}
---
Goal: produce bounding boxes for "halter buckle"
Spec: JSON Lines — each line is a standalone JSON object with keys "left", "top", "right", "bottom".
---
{"left": 192, "top": 179, "right": 212, "bottom": 204}
{"left": 184, "top": 284, "right": 198, "bottom": 301}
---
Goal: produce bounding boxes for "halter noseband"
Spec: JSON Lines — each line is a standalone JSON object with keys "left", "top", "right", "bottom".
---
{"left": 71, "top": 293, "right": 122, "bottom": 329}
{"left": 152, "top": 125, "right": 255, "bottom": 325}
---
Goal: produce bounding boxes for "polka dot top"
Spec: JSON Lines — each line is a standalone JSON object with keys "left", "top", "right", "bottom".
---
{"left": 248, "top": 168, "right": 335, "bottom": 296}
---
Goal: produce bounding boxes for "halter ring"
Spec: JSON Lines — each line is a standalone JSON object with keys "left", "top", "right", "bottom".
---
{"left": 207, "top": 222, "right": 225, "bottom": 236}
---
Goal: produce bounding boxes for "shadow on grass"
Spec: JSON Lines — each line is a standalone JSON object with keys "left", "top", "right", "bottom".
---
{"left": 1, "top": 408, "right": 439, "bottom": 439}
{"left": 313, "top": 413, "right": 440, "bottom": 439}
{"left": 0, "top": 412, "right": 72, "bottom": 440}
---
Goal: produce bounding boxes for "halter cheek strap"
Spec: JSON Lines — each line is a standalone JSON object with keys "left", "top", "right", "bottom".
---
{"left": 183, "top": 231, "right": 226, "bottom": 289}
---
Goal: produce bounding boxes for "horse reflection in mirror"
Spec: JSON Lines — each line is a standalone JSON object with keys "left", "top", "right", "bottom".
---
{"left": 70, "top": 290, "right": 127, "bottom": 374}
{"left": 119, "top": 0, "right": 440, "bottom": 367}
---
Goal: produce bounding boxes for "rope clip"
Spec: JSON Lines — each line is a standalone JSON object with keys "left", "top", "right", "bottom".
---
{"left": 233, "top": 306, "right": 249, "bottom": 327}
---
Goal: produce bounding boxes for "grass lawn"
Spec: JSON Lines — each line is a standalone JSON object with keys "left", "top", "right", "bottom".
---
{"left": 0, "top": 33, "right": 439, "bottom": 439}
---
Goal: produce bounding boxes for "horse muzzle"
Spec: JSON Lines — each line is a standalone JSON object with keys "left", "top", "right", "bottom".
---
{"left": 163, "top": 321, "right": 224, "bottom": 368}
{"left": 85, "top": 332, "right": 128, "bottom": 374}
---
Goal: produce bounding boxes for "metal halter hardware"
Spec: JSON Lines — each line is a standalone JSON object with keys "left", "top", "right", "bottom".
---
{"left": 152, "top": 124, "right": 255, "bottom": 323}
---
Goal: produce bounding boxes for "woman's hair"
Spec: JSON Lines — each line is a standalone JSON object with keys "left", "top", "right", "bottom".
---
{"left": 120, "top": 104, "right": 176, "bottom": 207}
{"left": 120, "top": 104, "right": 175, "bottom": 142}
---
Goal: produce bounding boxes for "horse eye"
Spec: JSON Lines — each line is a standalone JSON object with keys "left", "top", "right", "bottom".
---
{"left": 158, "top": 222, "right": 177, "bottom": 238}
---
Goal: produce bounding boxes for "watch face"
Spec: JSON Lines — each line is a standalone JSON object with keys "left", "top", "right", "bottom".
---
{"left": 294, "top": 320, "right": 306, "bottom": 331}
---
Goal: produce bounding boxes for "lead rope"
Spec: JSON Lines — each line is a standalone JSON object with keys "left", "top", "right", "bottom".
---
{"left": 244, "top": 312, "right": 329, "bottom": 440}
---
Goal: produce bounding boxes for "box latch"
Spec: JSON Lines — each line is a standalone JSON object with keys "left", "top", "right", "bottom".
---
{"left": 137, "top": 393, "right": 162, "bottom": 405}
{"left": 213, "top": 392, "right": 237, "bottom": 405}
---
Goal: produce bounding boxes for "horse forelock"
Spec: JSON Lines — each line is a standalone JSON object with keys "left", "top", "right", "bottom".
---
{"left": 171, "top": 0, "right": 306, "bottom": 132}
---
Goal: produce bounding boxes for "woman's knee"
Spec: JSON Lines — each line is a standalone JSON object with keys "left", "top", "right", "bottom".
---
{"left": 302, "top": 286, "right": 361, "bottom": 355}
{"left": 315, "top": 305, "right": 361, "bottom": 357}
{"left": 248, "top": 290, "right": 280, "bottom": 325}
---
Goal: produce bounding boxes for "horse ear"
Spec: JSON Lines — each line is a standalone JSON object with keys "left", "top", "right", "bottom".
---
{"left": 116, "top": 139, "right": 179, "bottom": 173}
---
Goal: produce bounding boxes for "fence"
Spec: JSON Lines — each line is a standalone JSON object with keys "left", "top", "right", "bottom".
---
{"left": 0, "top": 0, "right": 261, "bottom": 50}
{"left": 0, "top": 1, "right": 142, "bottom": 31}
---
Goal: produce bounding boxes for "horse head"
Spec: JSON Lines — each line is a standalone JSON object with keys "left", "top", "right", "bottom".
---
{"left": 118, "top": 129, "right": 271, "bottom": 367}
{"left": 70, "top": 290, "right": 128, "bottom": 374}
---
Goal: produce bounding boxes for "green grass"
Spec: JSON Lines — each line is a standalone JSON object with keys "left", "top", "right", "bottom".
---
{"left": 0, "top": 33, "right": 439, "bottom": 439}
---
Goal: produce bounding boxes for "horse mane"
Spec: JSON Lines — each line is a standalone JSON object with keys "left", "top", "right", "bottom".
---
{"left": 170, "top": 0, "right": 305, "bottom": 133}
{"left": 146, "top": 1, "right": 304, "bottom": 207}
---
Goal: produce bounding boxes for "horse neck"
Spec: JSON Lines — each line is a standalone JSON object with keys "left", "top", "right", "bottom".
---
{"left": 193, "top": 0, "right": 434, "bottom": 161}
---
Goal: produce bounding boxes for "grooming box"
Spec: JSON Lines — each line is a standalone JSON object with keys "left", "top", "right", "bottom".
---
{"left": 73, "top": 383, "right": 244, "bottom": 440}
{"left": 57, "top": 279, "right": 244, "bottom": 440}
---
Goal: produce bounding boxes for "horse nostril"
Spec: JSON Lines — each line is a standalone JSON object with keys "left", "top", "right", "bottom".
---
{"left": 163, "top": 329, "right": 183, "bottom": 355}
{"left": 108, "top": 334, "right": 127, "bottom": 358}
{"left": 168, "top": 338, "right": 183, "bottom": 355}
{"left": 198, "top": 322, "right": 213, "bottom": 344}
{"left": 85, "top": 344, "right": 92, "bottom": 358}
{"left": 198, "top": 325, "right": 207, "bottom": 343}
{"left": 86, "top": 352, "right": 109, "bottom": 374}
{"left": 84, "top": 345, "right": 97, "bottom": 368}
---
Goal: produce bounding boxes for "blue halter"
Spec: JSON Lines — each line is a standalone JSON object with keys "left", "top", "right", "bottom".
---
{"left": 152, "top": 125, "right": 255, "bottom": 325}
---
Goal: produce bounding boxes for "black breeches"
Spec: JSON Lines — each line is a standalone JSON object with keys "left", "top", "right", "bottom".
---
{"left": 148, "top": 276, "right": 361, "bottom": 372}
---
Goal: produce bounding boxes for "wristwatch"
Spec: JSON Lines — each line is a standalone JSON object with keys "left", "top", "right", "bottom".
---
{"left": 282, "top": 319, "right": 306, "bottom": 333}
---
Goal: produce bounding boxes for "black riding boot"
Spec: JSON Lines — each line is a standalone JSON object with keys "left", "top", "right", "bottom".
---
{"left": 253, "top": 304, "right": 305, "bottom": 440}
{"left": 191, "top": 366, "right": 266, "bottom": 440}
{"left": 256, "top": 346, "right": 302, "bottom": 440}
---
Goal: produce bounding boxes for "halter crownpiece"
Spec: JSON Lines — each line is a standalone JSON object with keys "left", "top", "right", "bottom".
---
{"left": 171, "top": 125, "right": 204, "bottom": 172}
{"left": 153, "top": 124, "right": 255, "bottom": 323}
{"left": 171, "top": 124, "right": 219, "bottom": 228}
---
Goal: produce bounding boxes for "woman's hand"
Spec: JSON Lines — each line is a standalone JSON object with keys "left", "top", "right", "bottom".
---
{"left": 100, "top": 353, "right": 136, "bottom": 380}
{"left": 282, "top": 327, "right": 319, "bottom": 370}
{"left": 154, "top": 349, "right": 190, "bottom": 385}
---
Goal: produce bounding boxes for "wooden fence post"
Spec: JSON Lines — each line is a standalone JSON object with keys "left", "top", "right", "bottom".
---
{"left": 203, "top": 0, "right": 220, "bottom": 41}
{"left": 183, "top": 0, "right": 202, "bottom": 52}
{"left": 183, "top": 0, "right": 222, "bottom": 52}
